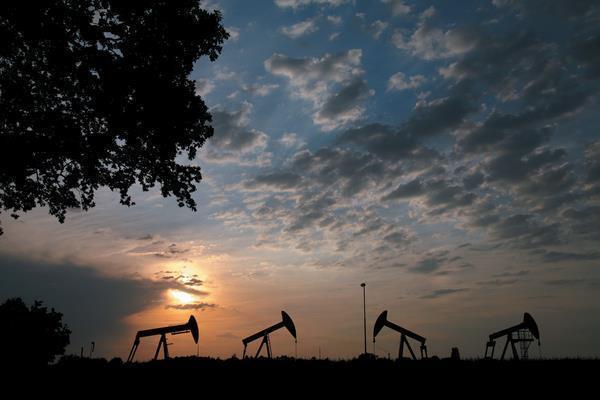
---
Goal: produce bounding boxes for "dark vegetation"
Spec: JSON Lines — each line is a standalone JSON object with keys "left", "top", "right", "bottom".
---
{"left": 41, "top": 355, "right": 600, "bottom": 394}
{"left": 0, "top": 0, "right": 229, "bottom": 235}
{"left": 0, "top": 297, "right": 70, "bottom": 366}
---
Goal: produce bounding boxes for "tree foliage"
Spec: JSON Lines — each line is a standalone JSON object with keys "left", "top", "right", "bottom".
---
{"left": 0, "top": 0, "right": 229, "bottom": 234}
{"left": 0, "top": 297, "right": 71, "bottom": 365}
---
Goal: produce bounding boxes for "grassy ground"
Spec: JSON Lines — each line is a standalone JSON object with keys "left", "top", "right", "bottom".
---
{"left": 9, "top": 356, "right": 598, "bottom": 394}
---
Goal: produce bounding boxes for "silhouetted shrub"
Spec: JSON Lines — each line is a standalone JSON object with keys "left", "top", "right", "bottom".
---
{"left": 0, "top": 297, "right": 70, "bottom": 366}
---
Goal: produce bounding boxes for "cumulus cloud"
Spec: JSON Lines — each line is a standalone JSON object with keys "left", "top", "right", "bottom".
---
{"left": 195, "top": 79, "right": 215, "bottom": 97}
{"left": 265, "top": 49, "right": 373, "bottom": 130}
{"left": 279, "top": 132, "right": 304, "bottom": 148}
{"left": 281, "top": 18, "right": 319, "bottom": 39}
{"left": 387, "top": 72, "right": 426, "bottom": 91}
{"left": 327, "top": 15, "right": 342, "bottom": 25}
{"left": 209, "top": 103, "right": 264, "bottom": 151}
{"left": 275, "top": 0, "right": 348, "bottom": 8}
{"left": 226, "top": 26, "right": 240, "bottom": 41}
{"left": 393, "top": 23, "right": 481, "bottom": 60}
{"left": 410, "top": 252, "right": 450, "bottom": 273}
{"left": 382, "top": 0, "right": 411, "bottom": 16}
{"left": 244, "top": 172, "right": 303, "bottom": 191}
{"left": 314, "top": 78, "right": 374, "bottom": 131}
{"left": 369, "top": 20, "right": 389, "bottom": 40}
{"left": 240, "top": 83, "right": 280, "bottom": 97}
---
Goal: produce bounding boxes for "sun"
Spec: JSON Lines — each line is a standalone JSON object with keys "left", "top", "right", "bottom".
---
{"left": 169, "top": 289, "right": 195, "bottom": 304}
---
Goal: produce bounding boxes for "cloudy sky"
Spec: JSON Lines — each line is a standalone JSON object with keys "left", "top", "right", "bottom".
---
{"left": 2, "top": 0, "right": 600, "bottom": 360}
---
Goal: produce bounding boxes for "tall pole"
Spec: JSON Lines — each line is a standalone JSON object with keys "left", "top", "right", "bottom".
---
{"left": 361, "top": 282, "right": 366, "bottom": 354}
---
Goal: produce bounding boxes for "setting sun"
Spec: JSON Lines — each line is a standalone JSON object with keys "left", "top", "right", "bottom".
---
{"left": 169, "top": 289, "right": 196, "bottom": 304}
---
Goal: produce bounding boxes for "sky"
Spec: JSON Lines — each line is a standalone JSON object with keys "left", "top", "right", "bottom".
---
{"left": 1, "top": 0, "right": 600, "bottom": 360}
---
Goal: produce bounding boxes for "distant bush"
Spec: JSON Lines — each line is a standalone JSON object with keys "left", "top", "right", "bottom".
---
{"left": 0, "top": 297, "right": 70, "bottom": 366}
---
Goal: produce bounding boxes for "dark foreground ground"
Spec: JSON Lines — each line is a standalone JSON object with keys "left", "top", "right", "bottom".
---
{"left": 7, "top": 356, "right": 600, "bottom": 395}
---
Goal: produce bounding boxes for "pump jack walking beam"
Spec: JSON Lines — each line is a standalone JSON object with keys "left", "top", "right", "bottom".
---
{"left": 242, "top": 311, "right": 296, "bottom": 358}
{"left": 126, "top": 316, "right": 199, "bottom": 362}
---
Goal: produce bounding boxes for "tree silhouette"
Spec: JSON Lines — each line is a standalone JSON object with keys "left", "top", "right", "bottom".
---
{"left": 0, "top": 1, "right": 229, "bottom": 234}
{"left": 0, "top": 297, "right": 71, "bottom": 365}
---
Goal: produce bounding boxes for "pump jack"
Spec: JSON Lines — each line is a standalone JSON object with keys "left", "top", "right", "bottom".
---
{"left": 373, "top": 310, "right": 428, "bottom": 360}
{"left": 485, "top": 312, "right": 540, "bottom": 360}
{"left": 242, "top": 311, "right": 297, "bottom": 358}
{"left": 126, "top": 315, "right": 199, "bottom": 362}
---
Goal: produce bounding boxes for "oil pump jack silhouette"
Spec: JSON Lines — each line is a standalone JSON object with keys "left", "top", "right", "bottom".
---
{"left": 373, "top": 310, "right": 428, "bottom": 360}
{"left": 127, "top": 315, "right": 199, "bottom": 362}
{"left": 242, "top": 311, "right": 297, "bottom": 358}
{"left": 485, "top": 312, "right": 540, "bottom": 360}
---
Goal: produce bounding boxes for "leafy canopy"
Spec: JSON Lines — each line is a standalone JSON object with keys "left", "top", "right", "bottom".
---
{"left": 0, "top": 0, "right": 229, "bottom": 234}
{"left": 0, "top": 297, "right": 71, "bottom": 365}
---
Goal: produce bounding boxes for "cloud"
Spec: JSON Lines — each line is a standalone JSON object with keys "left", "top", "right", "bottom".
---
{"left": 383, "top": 229, "right": 413, "bottom": 247}
{"left": 165, "top": 302, "right": 217, "bottom": 310}
{"left": 421, "top": 288, "right": 468, "bottom": 299}
{"left": 369, "top": 20, "right": 389, "bottom": 40}
{"left": 217, "top": 332, "right": 238, "bottom": 339}
{"left": 381, "top": 0, "right": 411, "bottom": 16}
{"left": 313, "top": 78, "right": 374, "bottom": 131}
{"left": 244, "top": 172, "right": 303, "bottom": 191}
{"left": 543, "top": 278, "right": 587, "bottom": 286}
{"left": 387, "top": 72, "right": 426, "bottom": 91}
{"left": 226, "top": 26, "right": 240, "bottom": 41}
{"left": 492, "top": 0, "right": 598, "bottom": 20}
{"left": 240, "top": 83, "right": 279, "bottom": 97}
{"left": 572, "top": 34, "right": 600, "bottom": 79}
{"left": 382, "top": 178, "right": 425, "bottom": 200}
{"left": 541, "top": 250, "right": 600, "bottom": 263}
{"left": 338, "top": 123, "right": 433, "bottom": 163}
{"left": 410, "top": 251, "right": 452, "bottom": 274}
{"left": 393, "top": 23, "right": 481, "bottom": 60}
{"left": 477, "top": 279, "right": 519, "bottom": 286}
{"left": 195, "top": 79, "right": 215, "bottom": 97}
{"left": 281, "top": 18, "right": 319, "bottom": 39}
{"left": 383, "top": 175, "right": 476, "bottom": 216}
{"left": 481, "top": 214, "right": 562, "bottom": 249}
{"left": 233, "top": 6, "right": 600, "bottom": 275}
{"left": 210, "top": 102, "right": 266, "bottom": 152}
{"left": 214, "top": 67, "right": 236, "bottom": 81}
{"left": 275, "top": 0, "right": 348, "bottom": 8}
{"left": 265, "top": 49, "right": 372, "bottom": 130}
{"left": 137, "top": 234, "right": 155, "bottom": 241}
{"left": 420, "top": 6, "right": 436, "bottom": 20}
{"left": 204, "top": 102, "right": 269, "bottom": 165}
{"left": 584, "top": 142, "right": 600, "bottom": 183}
{"left": 279, "top": 132, "right": 304, "bottom": 148}
{"left": 561, "top": 206, "right": 600, "bottom": 240}
{"left": 327, "top": 15, "right": 342, "bottom": 26}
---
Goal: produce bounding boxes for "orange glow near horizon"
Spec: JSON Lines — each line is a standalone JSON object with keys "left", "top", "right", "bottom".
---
{"left": 169, "top": 289, "right": 196, "bottom": 304}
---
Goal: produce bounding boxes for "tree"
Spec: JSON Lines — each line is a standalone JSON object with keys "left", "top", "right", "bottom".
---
{"left": 0, "top": 297, "right": 71, "bottom": 365}
{"left": 0, "top": 1, "right": 229, "bottom": 234}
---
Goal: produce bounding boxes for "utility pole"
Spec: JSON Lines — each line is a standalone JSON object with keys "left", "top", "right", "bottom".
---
{"left": 361, "top": 282, "right": 367, "bottom": 355}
